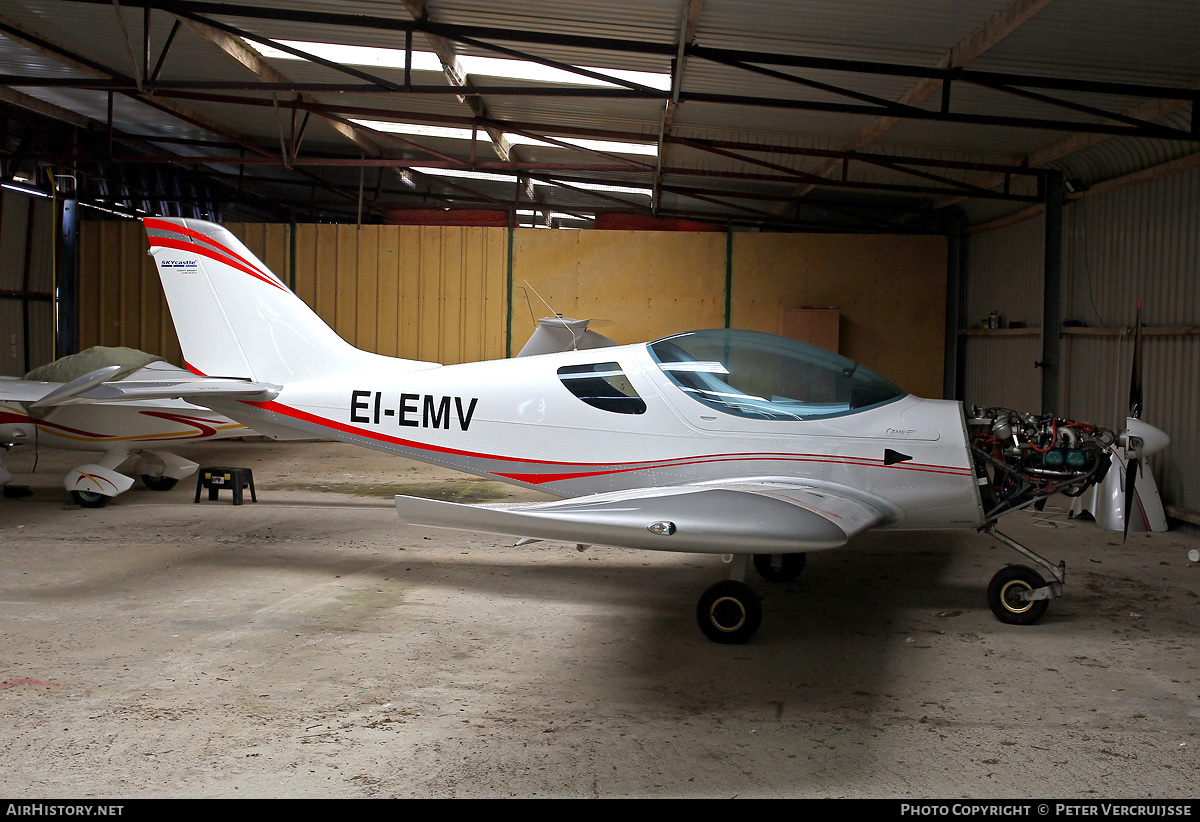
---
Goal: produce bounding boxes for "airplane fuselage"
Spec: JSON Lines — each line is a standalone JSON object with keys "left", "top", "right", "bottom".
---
{"left": 216, "top": 341, "right": 984, "bottom": 534}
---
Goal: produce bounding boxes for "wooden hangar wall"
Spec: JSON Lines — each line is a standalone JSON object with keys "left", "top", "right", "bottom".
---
{"left": 960, "top": 166, "right": 1200, "bottom": 522}
{"left": 0, "top": 188, "right": 55, "bottom": 376}
{"left": 74, "top": 223, "right": 949, "bottom": 400}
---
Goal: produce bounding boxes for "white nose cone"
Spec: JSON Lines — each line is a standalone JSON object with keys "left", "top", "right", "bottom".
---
{"left": 1126, "top": 417, "right": 1170, "bottom": 456}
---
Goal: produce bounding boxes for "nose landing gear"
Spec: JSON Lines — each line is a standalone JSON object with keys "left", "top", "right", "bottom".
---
{"left": 983, "top": 525, "right": 1064, "bottom": 625}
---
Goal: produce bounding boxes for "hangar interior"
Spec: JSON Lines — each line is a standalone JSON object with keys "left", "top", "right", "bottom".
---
{"left": 3, "top": 0, "right": 1196, "bottom": 520}
{"left": 2, "top": 0, "right": 1200, "bottom": 799}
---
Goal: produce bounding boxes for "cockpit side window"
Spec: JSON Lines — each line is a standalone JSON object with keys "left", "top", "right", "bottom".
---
{"left": 647, "top": 329, "right": 905, "bottom": 421}
{"left": 557, "top": 362, "right": 647, "bottom": 415}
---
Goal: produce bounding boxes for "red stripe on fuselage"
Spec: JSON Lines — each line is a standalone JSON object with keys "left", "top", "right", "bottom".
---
{"left": 241, "top": 398, "right": 972, "bottom": 483}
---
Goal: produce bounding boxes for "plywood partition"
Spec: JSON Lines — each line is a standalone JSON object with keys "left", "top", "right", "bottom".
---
{"left": 76, "top": 222, "right": 946, "bottom": 398}
{"left": 732, "top": 233, "right": 947, "bottom": 399}
{"left": 79, "top": 221, "right": 291, "bottom": 366}
{"left": 79, "top": 219, "right": 180, "bottom": 364}
{"left": 511, "top": 228, "right": 727, "bottom": 350}
{"left": 78, "top": 222, "right": 509, "bottom": 367}
{"left": 291, "top": 224, "right": 509, "bottom": 364}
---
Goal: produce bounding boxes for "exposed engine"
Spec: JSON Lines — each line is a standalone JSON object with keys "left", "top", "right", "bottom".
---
{"left": 967, "top": 406, "right": 1115, "bottom": 520}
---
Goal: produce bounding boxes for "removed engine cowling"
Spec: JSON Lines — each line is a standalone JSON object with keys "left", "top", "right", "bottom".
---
{"left": 967, "top": 406, "right": 1116, "bottom": 520}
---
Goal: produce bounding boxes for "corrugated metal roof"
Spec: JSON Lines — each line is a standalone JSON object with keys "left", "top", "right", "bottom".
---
{"left": 0, "top": 0, "right": 1196, "bottom": 226}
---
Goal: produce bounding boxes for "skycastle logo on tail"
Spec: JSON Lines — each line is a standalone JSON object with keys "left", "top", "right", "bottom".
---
{"left": 350, "top": 390, "right": 479, "bottom": 431}
{"left": 161, "top": 258, "right": 200, "bottom": 275}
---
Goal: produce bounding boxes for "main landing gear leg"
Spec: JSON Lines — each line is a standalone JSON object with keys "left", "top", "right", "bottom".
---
{"left": 696, "top": 554, "right": 763, "bottom": 644}
{"left": 983, "top": 524, "right": 1065, "bottom": 626}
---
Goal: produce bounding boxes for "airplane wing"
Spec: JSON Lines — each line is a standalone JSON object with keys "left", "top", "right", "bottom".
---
{"left": 395, "top": 480, "right": 888, "bottom": 554}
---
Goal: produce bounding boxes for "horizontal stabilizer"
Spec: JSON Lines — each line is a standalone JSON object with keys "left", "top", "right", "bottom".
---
{"left": 396, "top": 481, "right": 885, "bottom": 555}
{"left": 69, "top": 376, "right": 281, "bottom": 405}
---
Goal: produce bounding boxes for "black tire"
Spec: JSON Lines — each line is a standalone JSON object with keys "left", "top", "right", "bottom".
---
{"left": 696, "top": 580, "right": 762, "bottom": 644}
{"left": 141, "top": 474, "right": 179, "bottom": 492}
{"left": 987, "top": 565, "right": 1049, "bottom": 625}
{"left": 753, "top": 552, "right": 807, "bottom": 583}
{"left": 71, "top": 489, "right": 111, "bottom": 509}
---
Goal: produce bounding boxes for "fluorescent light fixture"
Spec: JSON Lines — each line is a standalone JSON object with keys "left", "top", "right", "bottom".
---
{"left": 407, "top": 168, "right": 651, "bottom": 199}
{"left": 548, "top": 212, "right": 594, "bottom": 221}
{"left": 1, "top": 182, "right": 49, "bottom": 198}
{"left": 79, "top": 201, "right": 137, "bottom": 218}
{"left": 254, "top": 39, "right": 670, "bottom": 90}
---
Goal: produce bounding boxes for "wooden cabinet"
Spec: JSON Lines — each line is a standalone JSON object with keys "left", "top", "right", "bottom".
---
{"left": 779, "top": 308, "right": 840, "bottom": 353}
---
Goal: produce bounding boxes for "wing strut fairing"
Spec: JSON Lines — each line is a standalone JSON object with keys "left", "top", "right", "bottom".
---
{"left": 396, "top": 481, "right": 888, "bottom": 555}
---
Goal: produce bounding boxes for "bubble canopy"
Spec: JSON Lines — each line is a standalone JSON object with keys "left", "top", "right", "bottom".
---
{"left": 647, "top": 329, "right": 906, "bottom": 421}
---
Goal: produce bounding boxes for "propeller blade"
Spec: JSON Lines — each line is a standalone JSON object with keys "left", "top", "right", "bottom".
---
{"left": 1129, "top": 301, "right": 1143, "bottom": 419}
{"left": 1122, "top": 454, "right": 1139, "bottom": 542}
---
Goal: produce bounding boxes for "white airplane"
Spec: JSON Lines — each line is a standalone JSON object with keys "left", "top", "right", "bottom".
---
{"left": 107, "top": 217, "right": 1164, "bottom": 643}
{"left": 0, "top": 351, "right": 253, "bottom": 507}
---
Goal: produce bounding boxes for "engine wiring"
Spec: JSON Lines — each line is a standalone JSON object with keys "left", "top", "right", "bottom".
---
{"left": 969, "top": 406, "right": 1116, "bottom": 521}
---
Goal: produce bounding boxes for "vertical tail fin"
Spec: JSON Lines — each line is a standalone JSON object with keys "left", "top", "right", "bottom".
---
{"left": 144, "top": 218, "right": 430, "bottom": 383}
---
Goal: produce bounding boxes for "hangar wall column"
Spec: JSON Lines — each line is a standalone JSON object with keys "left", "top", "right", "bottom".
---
{"left": 54, "top": 194, "right": 79, "bottom": 361}
{"left": 1040, "top": 170, "right": 1064, "bottom": 416}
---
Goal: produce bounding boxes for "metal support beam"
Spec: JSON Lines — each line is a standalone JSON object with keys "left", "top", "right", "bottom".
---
{"left": 1040, "top": 171, "right": 1064, "bottom": 415}
{"left": 944, "top": 212, "right": 968, "bottom": 401}
{"left": 55, "top": 195, "right": 79, "bottom": 359}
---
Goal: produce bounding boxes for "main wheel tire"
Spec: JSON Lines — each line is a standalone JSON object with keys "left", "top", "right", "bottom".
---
{"left": 71, "top": 489, "right": 111, "bottom": 509}
{"left": 753, "top": 552, "right": 807, "bottom": 583}
{"left": 141, "top": 474, "right": 179, "bottom": 492}
{"left": 987, "top": 565, "right": 1049, "bottom": 625}
{"left": 696, "top": 580, "right": 763, "bottom": 644}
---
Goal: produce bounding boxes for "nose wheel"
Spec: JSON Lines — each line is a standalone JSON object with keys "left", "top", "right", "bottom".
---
{"left": 696, "top": 579, "right": 762, "bottom": 644}
{"left": 983, "top": 526, "right": 1063, "bottom": 625}
{"left": 987, "top": 565, "right": 1051, "bottom": 625}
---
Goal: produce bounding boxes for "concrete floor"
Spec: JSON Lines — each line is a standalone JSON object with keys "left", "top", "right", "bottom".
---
{"left": 2, "top": 439, "right": 1198, "bottom": 798}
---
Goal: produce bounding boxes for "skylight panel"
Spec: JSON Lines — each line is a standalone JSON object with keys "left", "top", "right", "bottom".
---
{"left": 254, "top": 40, "right": 444, "bottom": 72}
{"left": 353, "top": 118, "right": 655, "bottom": 158}
{"left": 350, "top": 120, "right": 494, "bottom": 143}
{"left": 251, "top": 39, "right": 670, "bottom": 90}
{"left": 531, "top": 179, "right": 653, "bottom": 197}
{"left": 505, "top": 134, "right": 657, "bottom": 157}
{"left": 409, "top": 167, "right": 520, "bottom": 184}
